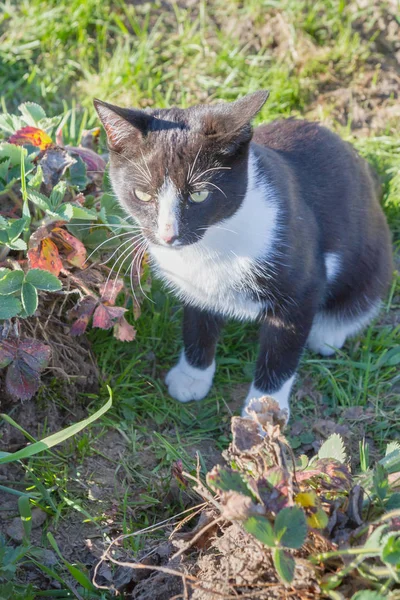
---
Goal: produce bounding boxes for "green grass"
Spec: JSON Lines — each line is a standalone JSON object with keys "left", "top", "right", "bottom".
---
{"left": 1, "top": 0, "right": 399, "bottom": 597}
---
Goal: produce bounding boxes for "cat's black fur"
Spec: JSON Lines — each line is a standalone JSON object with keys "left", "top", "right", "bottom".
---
{"left": 94, "top": 92, "right": 393, "bottom": 416}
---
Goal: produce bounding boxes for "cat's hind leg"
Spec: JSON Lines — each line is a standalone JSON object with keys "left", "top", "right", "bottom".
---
{"left": 166, "top": 306, "right": 224, "bottom": 403}
{"left": 307, "top": 302, "right": 381, "bottom": 357}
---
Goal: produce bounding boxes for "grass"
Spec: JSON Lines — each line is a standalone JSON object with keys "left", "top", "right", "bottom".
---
{"left": 0, "top": 0, "right": 399, "bottom": 597}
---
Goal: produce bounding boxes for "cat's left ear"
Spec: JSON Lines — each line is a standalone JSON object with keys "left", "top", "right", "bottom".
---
{"left": 93, "top": 99, "right": 152, "bottom": 152}
{"left": 201, "top": 90, "right": 269, "bottom": 148}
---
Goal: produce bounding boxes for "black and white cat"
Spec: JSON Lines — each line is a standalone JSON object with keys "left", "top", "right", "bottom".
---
{"left": 94, "top": 91, "right": 393, "bottom": 419}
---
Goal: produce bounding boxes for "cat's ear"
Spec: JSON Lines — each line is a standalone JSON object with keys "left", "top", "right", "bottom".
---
{"left": 93, "top": 99, "right": 152, "bottom": 151}
{"left": 202, "top": 90, "right": 269, "bottom": 150}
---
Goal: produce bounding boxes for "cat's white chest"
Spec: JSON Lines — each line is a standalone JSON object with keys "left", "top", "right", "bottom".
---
{"left": 149, "top": 244, "right": 262, "bottom": 320}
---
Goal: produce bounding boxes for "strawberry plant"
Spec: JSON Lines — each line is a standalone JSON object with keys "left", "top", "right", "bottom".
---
{"left": 195, "top": 398, "right": 400, "bottom": 592}
{"left": 0, "top": 102, "right": 147, "bottom": 401}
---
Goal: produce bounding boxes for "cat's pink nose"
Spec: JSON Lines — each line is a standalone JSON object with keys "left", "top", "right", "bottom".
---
{"left": 161, "top": 233, "right": 179, "bottom": 245}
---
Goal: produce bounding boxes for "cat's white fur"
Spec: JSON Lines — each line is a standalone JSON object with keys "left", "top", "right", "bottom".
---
{"left": 165, "top": 352, "right": 215, "bottom": 402}
{"left": 307, "top": 301, "right": 380, "bottom": 356}
{"left": 157, "top": 177, "right": 180, "bottom": 244}
{"left": 324, "top": 252, "right": 341, "bottom": 282}
{"left": 149, "top": 150, "right": 279, "bottom": 321}
{"left": 243, "top": 375, "right": 295, "bottom": 418}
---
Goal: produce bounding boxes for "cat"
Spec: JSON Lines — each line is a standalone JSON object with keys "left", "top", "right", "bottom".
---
{"left": 94, "top": 91, "right": 393, "bottom": 419}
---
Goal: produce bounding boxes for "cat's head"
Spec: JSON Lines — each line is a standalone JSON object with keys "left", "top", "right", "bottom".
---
{"left": 94, "top": 91, "right": 268, "bottom": 248}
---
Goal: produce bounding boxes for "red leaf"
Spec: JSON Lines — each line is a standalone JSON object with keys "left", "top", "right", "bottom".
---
{"left": 65, "top": 145, "right": 106, "bottom": 174}
{"left": 92, "top": 304, "right": 126, "bottom": 330}
{"left": 28, "top": 236, "right": 63, "bottom": 276}
{"left": 9, "top": 126, "right": 53, "bottom": 150}
{"left": 92, "top": 304, "right": 111, "bottom": 330}
{"left": 80, "top": 127, "right": 101, "bottom": 151}
{"left": 99, "top": 278, "right": 124, "bottom": 305}
{"left": 18, "top": 339, "right": 51, "bottom": 371}
{"left": 113, "top": 316, "right": 136, "bottom": 342}
{"left": 0, "top": 339, "right": 17, "bottom": 368}
{"left": 39, "top": 146, "right": 76, "bottom": 189}
{"left": 69, "top": 296, "right": 97, "bottom": 336}
{"left": 2, "top": 337, "right": 51, "bottom": 400}
{"left": 6, "top": 359, "right": 41, "bottom": 400}
{"left": 51, "top": 227, "right": 87, "bottom": 268}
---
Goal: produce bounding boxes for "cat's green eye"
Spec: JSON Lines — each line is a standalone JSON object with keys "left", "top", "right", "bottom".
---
{"left": 135, "top": 189, "right": 152, "bottom": 202}
{"left": 189, "top": 190, "right": 209, "bottom": 203}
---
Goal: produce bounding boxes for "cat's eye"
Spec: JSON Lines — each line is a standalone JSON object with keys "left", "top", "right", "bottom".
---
{"left": 135, "top": 189, "right": 152, "bottom": 202}
{"left": 189, "top": 190, "right": 209, "bottom": 203}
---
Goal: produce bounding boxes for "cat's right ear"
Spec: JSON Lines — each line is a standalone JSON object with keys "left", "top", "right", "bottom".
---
{"left": 93, "top": 99, "right": 152, "bottom": 152}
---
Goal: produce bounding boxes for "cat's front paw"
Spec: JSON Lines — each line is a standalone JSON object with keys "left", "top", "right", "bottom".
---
{"left": 165, "top": 353, "right": 215, "bottom": 403}
{"left": 241, "top": 381, "right": 293, "bottom": 423}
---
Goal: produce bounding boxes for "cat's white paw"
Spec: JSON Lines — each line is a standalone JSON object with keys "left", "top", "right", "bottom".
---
{"left": 241, "top": 377, "right": 295, "bottom": 420}
{"left": 165, "top": 352, "right": 215, "bottom": 403}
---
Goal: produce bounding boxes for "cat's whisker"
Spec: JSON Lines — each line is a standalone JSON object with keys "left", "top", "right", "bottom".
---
{"left": 128, "top": 241, "right": 150, "bottom": 306}
{"left": 197, "top": 225, "right": 238, "bottom": 235}
{"left": 132, "top": 172, "right": 151, "bottom": 186}
{"left": 194, "top": 180, "right": 227, "bottom": 198}
{"left": 84, "top": 230, "right": 142, "bottom": 265}
{"left": 187, "top": 145, "right": 202, "bottom": 183}
{"left": 99, "top": 233, "right": 144, "bottom": 266}
{"left": 112, "top": 151, "right": 151, "bottom": 184}
{"left": 140, "top": 149, "right": 152, "bottom": 180}
{"left": 106, "top": 237, "right": 146, "bottom": 291}
{"left": 124, "top": 238, "right": 148, "bottom": 297}
{"left": 190, "top": 166, "right": 231, "bottom": 184}
{"left": 67, "top": 223, "right": 142, "bottom": 232}
{"left": 135, "top": 241, "right": 153, "bottom": 303}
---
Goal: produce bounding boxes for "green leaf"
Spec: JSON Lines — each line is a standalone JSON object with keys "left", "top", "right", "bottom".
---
{"left": 25, "top": 269, "right": 62, "bottom": 291}
{"left": 8, "top": 218, "right": 27, "bottom": 241}
{"left": 0, "top": 390, "right": 112, "bottom": 464}
{"left": 18, "top": 102, "right": 47, "bottom": 126}
{"left": 272, "top": 548, "right": 295, "bottom": 584}
{"left": 318, "top": 433, "right": 347, "bottom": 463}
{"left": 18, "top": 496, "right": 32, "bottom": 542}
{"left": 21, "top": 282, "right": 38, "bottom": 316}
{"left": 49, "top": 180, "right": 67, "bottom": 209}
{"left": 363, "top": 524, "right": 387, "bottom": 551}
{"left": 53, "top": 203, "right": 73, "bottom": 221}
{"left": 274, "top": 506, "right": 307, "bottom": 549}
{"left": 27, "top": 165, "right": 43, "bottom": 189}
{"left": 71, "top": 205, "right": 97, "bottom": 220}
{"left": 0, "top": 268, "right": 11, "bottom": 278}
{"left": 47, "top": 533, "right": 97, "bottom": 591}
{"left": 0, "top": 157, "right": 10, "bottom": 182}
{"left": 351, "top": 592, "right": 386, "bottom": 600}
{"left": 0, "top": 112, "right": 22, "bottom": 136}
{"left": 380, "top": 448, "right": 400, "bottom": 474}
{"left": 207, "top": 466, "right": 255, "bottom": 499}
{"left": 386, "top": 493, "right": 400, "bottom": 510}
{"left": 373, "top": 463, "right": 389, "bottom": 501}
{"left": 27, "top": 189, "right": 50, "bottom": 211}
{"left": 377, "top": 347, "right": 400, "bottom": 367}
{"left": 67, "top": 155, "right": 88, "bottom": 190}
{"left": 7, "top": 238, "right": 27, "bottom": 251}
{"left": 0, "top": 270, "right": 24, "bottom": 295}
{"left": 0, "top": 142, "right": 27, "bottom": 164}
{"left": 0, "top": 296, "right": 22, "bottom": 319}
{"left": 386, "top": 442, "right": 400, "bottom": 456}
{"left": 243, "top": 515, "right": 275, "bottom": 547}
{"left": 381, "top": 534, "right": 400, "bottom": 565}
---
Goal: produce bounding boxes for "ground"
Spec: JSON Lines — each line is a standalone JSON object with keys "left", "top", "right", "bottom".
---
{"left": 0, "top": 0, "right": 399, "bottom": 598}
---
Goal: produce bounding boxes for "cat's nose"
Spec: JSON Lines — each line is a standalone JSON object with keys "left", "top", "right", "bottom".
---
{"left": 161, "top": 233, "right": 179, "bottom": 245}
